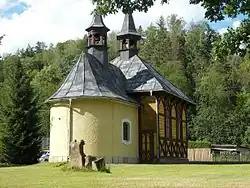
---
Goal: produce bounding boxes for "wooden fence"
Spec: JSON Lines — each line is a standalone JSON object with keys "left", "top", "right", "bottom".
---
{"left": 188, "top": 148, "right": 212, "bottom": 161}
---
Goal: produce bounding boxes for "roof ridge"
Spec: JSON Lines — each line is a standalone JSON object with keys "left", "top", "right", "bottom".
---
{"left": 85, "top": 53, "right": 102, "bottom": 96}
{"left": 140, "top": 57, "right": 194, "bottom": 103}
{"left": 120, "top": 55, "right": 194, "bottom": 104}
{"left": 86, "top": 53, "right": 130, "bottom": 99}
{"left": 87, "top": 54, "right": 135, "bottom": 101}
{"left": 48, "top": 55, "right": 81, "bottom": 99}
{"left": 82, "top": 54, "right": 86, "bottom": 95}
{"left": 64, "top": 54, "right": 83, "bottom": 97}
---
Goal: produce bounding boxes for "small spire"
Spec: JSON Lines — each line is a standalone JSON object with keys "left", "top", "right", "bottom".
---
{"left": 86, "top": 12, "right": 110, "bottom": 32}
{"left": 117, "top": 13, "right": 141, "bottom": 37}
{"left": 117, "top": 13, "right": 141, "bottom": 60}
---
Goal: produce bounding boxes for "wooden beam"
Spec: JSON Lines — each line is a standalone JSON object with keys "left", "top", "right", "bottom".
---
{"left": 185, "top": 103, "right": 188, "bottom": 142}
{"left": 164, "top": 96, "right": 167, "bottom": 139}
{"left": 138, "top": 97, "right": 142, "bottom": 163}
{"left": 155, "top": 96, "right": 160, "bottom": 161}
{"left": 180, "top": 102, "right": 183, "bottom": 142}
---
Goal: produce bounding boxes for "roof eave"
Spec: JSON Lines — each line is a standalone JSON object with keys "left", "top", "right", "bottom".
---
{"left": 46, "top": 95, "right": 138, "bottom": 106}
{"left": 126, "top": 89, "right": 195, "bottom": 105}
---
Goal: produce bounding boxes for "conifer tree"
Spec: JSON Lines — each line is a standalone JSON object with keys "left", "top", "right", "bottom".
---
{"left": 0, "top": 56, "right": 41, "bottom": 164}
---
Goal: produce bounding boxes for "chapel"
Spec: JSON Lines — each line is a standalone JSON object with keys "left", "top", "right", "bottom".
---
{"left": 48, "top": 12, "right": 193, "bottom": 164}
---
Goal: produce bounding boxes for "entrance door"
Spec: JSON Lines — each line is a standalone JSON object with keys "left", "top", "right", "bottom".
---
{"left": 140, "top": 130, "right": 155, "bottom": 163}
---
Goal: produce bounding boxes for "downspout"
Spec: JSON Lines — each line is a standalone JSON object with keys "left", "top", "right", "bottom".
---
{"left": 68, "top": 99, "right": 72, "bottom": 160}
{"left": 150, "top": 91, "right": 160, "bottom": 162}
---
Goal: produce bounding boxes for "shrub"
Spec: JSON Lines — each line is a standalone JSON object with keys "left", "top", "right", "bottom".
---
{"left": 50, "top": 162, "right": 68, "bottom": 168}
{"left": 51, "top": 162, "right": 111, "bottom": 173}
{"left": 99, "top": 165, "right": 111, "bottom": 173}
{"left": 188, "top": 140, "right": 211, "bottom": 148}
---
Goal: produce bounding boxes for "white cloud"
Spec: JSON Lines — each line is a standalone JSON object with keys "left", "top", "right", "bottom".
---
{"left": 0, "top": 0, "right": 206, "bottom": 54}
{"left": 217, "top": 20, "right": 241, "bottom": 34}
{"left": 232, "top": 20, "right": 241, "bottom": 29}
{"left": 0, "top": 0, "right": 9, "bottom": 10}
{"left": 218, "top": 27, "right": 228, "bottom": 34}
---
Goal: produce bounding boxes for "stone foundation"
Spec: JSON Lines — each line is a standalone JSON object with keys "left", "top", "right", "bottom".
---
{"left": 49, "top": 156, "right": 68, "bottom": 163}
{"left": 107, "top": 156, "right": 138, "bottom": 164}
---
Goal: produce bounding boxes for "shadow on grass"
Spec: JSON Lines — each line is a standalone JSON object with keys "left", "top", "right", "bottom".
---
{"left": 0, "top": 163, "right": 34, "bottom": 168}
{"left": 0, "top": 163, "right": 16, "bottom": 168}
{"left": 189, "top": 161, "right": 250, "bottom": 165}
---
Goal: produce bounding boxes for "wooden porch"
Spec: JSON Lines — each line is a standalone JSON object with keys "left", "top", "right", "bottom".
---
{"left": 138, "top": 93, "right": 188, "bottom": 164}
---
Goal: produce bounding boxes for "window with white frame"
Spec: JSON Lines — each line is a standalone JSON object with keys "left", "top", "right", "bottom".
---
{"left": 122, "top": 119, "right": 131, "bottom": 144}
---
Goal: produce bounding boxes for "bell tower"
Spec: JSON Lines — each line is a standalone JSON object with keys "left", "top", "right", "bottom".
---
{"left": 86, "top": 12, "right": 110, "bottom": 67}
{"left": 117, "top": 13, "right": 141, "bottom": 60}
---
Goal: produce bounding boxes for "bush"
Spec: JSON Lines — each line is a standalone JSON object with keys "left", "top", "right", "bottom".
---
{"left": 0, "top": 163, "right": 23, "bottom": 168}
{"left": 212, "top": 151, "right": 250, "bottom": 162}
{"left": 0, "top": 163, "right": 11, "bottom": 168}
{"left": 212, "top": 151, "right": 240, "bottom": 162}
{"left": 60, "top": 164, "right": 94, "bottom": 172}
{"left": 51, "top": 162, "right": 111, "bottom": 173}
{"left": 0, "top": 153, "right": 5, "bottom": 164}
{"left": 99, "top": 165, "right": 111, "bottom": 173}
{"left": 188, "top": 140, "right": 211, "bottom": 148}
{"left": 50, "top": 162, "right": 68, "bottom": 168}
{"left": 40, "top": 147, "right": 49, "bottom": 151}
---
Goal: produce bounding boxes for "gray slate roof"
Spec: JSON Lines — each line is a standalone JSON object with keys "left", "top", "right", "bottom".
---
{"left": 49, "top": 52, "right": 193, "bottom": 104}
{"left": 49, "top": 12, "right": 193, "bottom": 104}
{"left": 86, "top": 13, "right": 110, "bottom": 32}
{"left": 111, "top": 55, "right": 193, "bottom": 104}
{"left": 49, "top": 53, "right": 135, "bottom": 104}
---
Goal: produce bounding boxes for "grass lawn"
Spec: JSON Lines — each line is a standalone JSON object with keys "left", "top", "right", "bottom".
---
{"left": 0, "top": 163, "right": 250, "bottom": 188}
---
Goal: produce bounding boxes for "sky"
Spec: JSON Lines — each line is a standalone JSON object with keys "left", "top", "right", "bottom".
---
{"left": 0, "top": 0, "right": 244, "bottom": 54}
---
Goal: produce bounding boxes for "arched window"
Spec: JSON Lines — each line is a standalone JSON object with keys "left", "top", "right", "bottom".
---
{"left": 122, "top": 39, "right": 129, "bottom": 50}
{"left": 171, "top": 103, "right": 177, "bottom": 140}
{"left": 182, "top": 106, "right": 187, "bottom": 141}
{"left": 165, "top": 99, "right": 171, "bottom": 139}
{"left": 87, "top": 30, "right": 107, "bottom": 46}
{"left": 122, "top": 119, "right": 132, "bottom": 144}
{"left": 159, "top": 100, "right": 165, "bottom": 138}
{"left": 129, "top": 40, "right": 136, "bottom": 49}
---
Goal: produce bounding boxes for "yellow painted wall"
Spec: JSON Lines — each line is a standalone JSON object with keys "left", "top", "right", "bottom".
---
{"left": 171, "top": 105, "right": 177, "bottom": 139}
{"left": 50, "top": 103, "right": 69, "bottom": 161}
{"left": 159, "top": 100, "right": 165, "bottom": 137}
{"left": 113, "top": 102, "right": 138, "bottom": 157}
{"left": 141, "top": 96, "right": 156, "bottom": 131}
{"left": 50, "top": 99, "right": 138, "bottom": 162}
{"left": 183, "top": 122, "right": 187, "bottom": 141}
{"left": 140, "top": 97, "right": 186, "bottom": 143}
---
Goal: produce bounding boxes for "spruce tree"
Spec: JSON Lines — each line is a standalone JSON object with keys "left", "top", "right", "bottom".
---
{"left": 0, "top": 56, "right": 41, "bottom": 164}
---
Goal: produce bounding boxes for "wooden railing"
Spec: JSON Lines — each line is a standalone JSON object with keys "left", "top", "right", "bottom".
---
{"left": 159, "top": 137, "right": 187, "bottom": 158}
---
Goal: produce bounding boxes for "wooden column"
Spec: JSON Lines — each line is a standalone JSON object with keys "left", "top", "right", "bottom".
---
{"left": 177, "top": 103, "right": 181, "bottom": 141}
{"left": 185, "top": 104, "right": 188, "bottom": 141}
{"left": 180, "top": 102, "right": 183, "bottom": 142}
{"left": 155, "top": 96, "right": 160, "bottom": 161}
{"left": 138, "top": 97, "right": 142, "bottom": 163}
{"left": 184, "top": 104, "right": 188, "bottom": 158}
{"left": 166, "top": 98, "right": 171, "bottom": 140}
{"left": 163, "top": 96, "right": 167, "bottom": 139}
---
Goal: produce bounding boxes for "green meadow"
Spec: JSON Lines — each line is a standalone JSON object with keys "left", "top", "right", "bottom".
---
{"left": 0, "top": 163, "right": 250, "bottom": 188}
